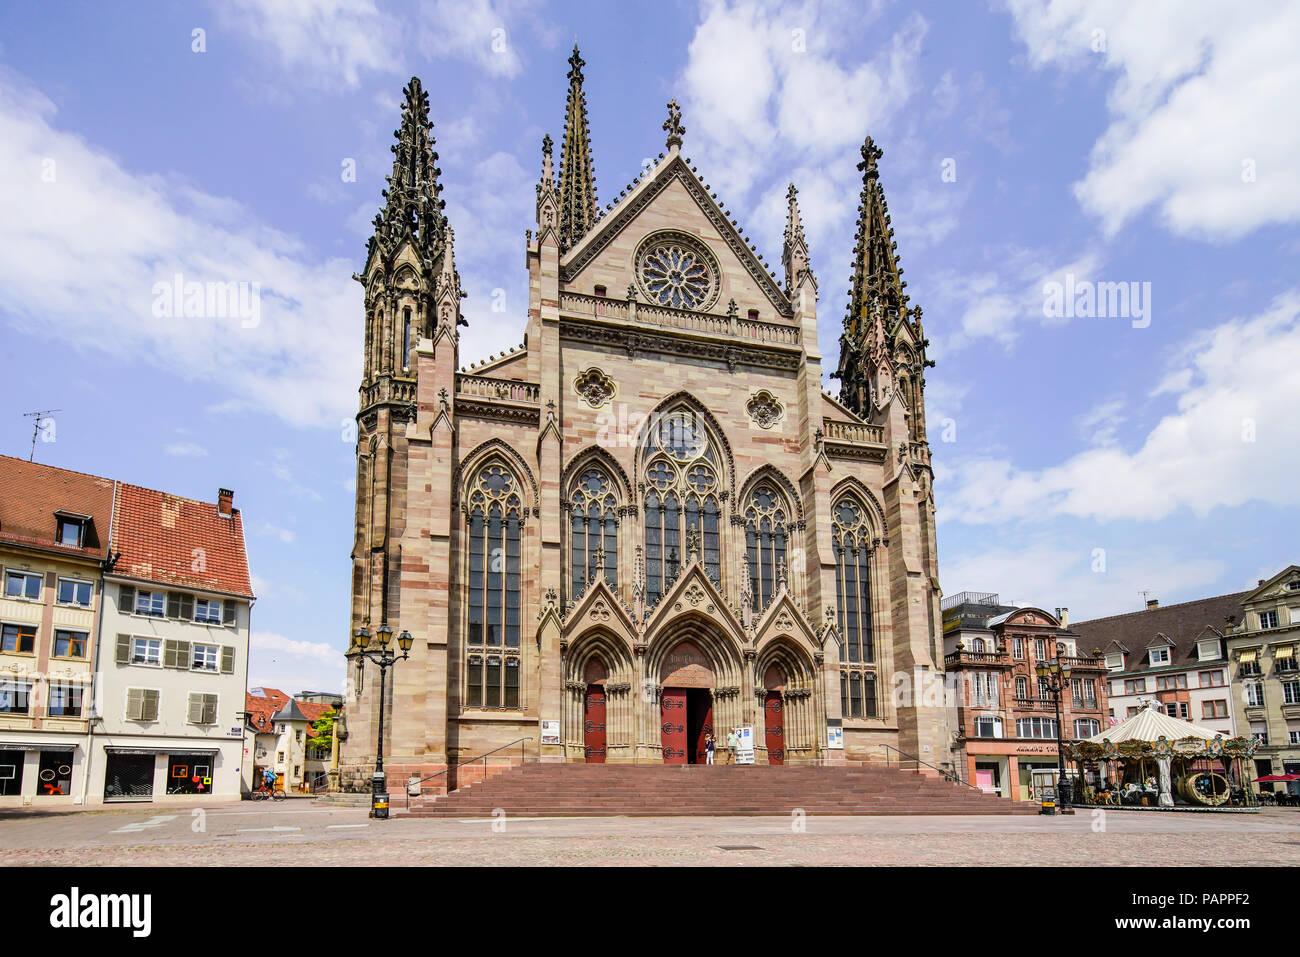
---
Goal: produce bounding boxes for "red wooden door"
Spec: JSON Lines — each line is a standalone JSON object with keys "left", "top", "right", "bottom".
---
{"left": 660, "top": 689, "right": 687, "bottom": 764}
{"left": 584, "top": 687, "right": 606, "bottom": 763}
{"left": 764, "top": 692, "right": 784, "bottom": 765}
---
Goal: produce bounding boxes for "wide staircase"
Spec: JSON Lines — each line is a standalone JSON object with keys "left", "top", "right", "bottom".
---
{"left": 400, "top": 763, "right": 1037, "bottom": 817}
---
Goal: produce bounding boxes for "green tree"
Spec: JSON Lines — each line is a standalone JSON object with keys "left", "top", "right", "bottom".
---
{"left": 307, "top": 706, "right": 340, "bottom": 752}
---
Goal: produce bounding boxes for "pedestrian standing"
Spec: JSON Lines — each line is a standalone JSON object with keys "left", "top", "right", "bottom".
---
{"left": 705, "top": 733, "right": 715, "bottom": 765}
{"left": 726, "top": 728, "right": 738, "bottom": 765}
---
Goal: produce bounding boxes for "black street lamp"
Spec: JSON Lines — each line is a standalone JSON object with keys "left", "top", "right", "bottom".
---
{"left": 346, "top": 622, "right": 414, "bottom": 818}
{"left": 1035, "top": 656, "right": 1073, "bottom": 811}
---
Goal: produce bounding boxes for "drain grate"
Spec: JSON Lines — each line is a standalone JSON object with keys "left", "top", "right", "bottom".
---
{"left": 717, "top": 844, "right": 763, "bottom": 851}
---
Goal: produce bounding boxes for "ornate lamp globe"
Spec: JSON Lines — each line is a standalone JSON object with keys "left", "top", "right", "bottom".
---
{"left": 354, "top": 626, "right": 372, "bottom": 652}
{"left": 1035, "top": 662, "right": 1048, "bottom": 678}
{"left": 397, "top": 629, "right": 414, "bottom": 654}
{"left": 376, "top": 621, "right": 393, "bottom": 650}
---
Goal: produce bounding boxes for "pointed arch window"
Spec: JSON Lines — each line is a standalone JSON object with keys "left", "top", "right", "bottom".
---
{"left": 465, "top": 463, "right": 523, "bottom": 709}
{"left": 569, "top": 467, "right": 618, "bottom": 599}
{"left": 833, "top": 497, "right": 877, "bottom": 719}
{"left": 643, "top": 408, "right": 722, "bottom": 606}
{"left": 744, "top": 483, "right": 791, "bottom": 612}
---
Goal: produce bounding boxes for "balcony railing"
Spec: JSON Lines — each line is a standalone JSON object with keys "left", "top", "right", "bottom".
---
{"left": 1014, "top": 696, "right": 1058, "bottom": 712}
{"left": 945, "top": 650, "right": 1012, "bottom": 668}
{"left": 558, "top": 291, "right": 801, "bottom": 347}
{"left": 1058, "top": 655, "right": 1107, "bottom": 671}
{"left": 454, "top": 373, "right": 540, "bottom": 405}
{"left": 822, "top": 419, "right": 885, "bottom": 445}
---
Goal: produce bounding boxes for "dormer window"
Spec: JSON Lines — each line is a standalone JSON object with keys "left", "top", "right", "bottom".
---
{"left": 1104, "top": 652, "right": 1124, "bottom": 672}
{"left": 1149, "top": 647, "right": 1170, "bottom": 666}
{"left": 55, "top": 512, "right": 88, "bottom": 547}
{"left": 1260, "top": 610, "right": 1280, "bottom": 630}
{"left": 1196, "top": 639, "right": 1221, "bottom": 661}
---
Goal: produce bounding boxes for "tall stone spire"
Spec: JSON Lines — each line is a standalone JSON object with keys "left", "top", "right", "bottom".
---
{"left": 834, "top": 135, "right": 928, "bottom": 419}
{"left": 367, "top": 76, "right": 447, "bottom": 267}
{"left": 782, "top": 182, "right": 813, "bottom": 295}
{"left": 558, "top": 45, "right": 597, "bottom": 252}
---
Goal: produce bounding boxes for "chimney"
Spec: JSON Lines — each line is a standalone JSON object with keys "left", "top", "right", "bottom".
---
{"left": 1146, "top": 598, "right": 1159, "bottom": 611}
{"left": 1059, "top": 607, "right": 1069, "bottom": 627}
{"left": 217, "top": 488, "right": 234, "bottom": 518}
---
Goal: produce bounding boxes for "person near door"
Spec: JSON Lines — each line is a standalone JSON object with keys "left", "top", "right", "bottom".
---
{"left": 726, "top": 729, "right": 738, "bottom": 765}
{"left": 705, "top": 733, "right": 715, "bottom": 765}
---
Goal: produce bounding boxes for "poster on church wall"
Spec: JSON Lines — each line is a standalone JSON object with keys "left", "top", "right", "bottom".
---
{"left": 736, "top": 725, "right": 755, "bottom": 764}
{"left": 826, "top": 723, "right": 844, "bottom": 750}
{"left": 540, "top": 720, "right": 560, "bottom": 745}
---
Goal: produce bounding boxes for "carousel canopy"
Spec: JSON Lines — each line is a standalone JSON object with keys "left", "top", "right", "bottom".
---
{"left": 1085, "top": 704, "right": 1220, "bottom": 745}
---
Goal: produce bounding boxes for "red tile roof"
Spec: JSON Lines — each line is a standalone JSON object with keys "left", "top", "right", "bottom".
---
{"left": 246, "top": 689, "right": 289, "bottom": 733}
{"left": 1072, "top": 592, "right": 1249, "bottom": 675}
{"left": 112, "top": 482, "right": 253, "bottom": 598}
{"left": 0, "top": 455, "right": 115, "bottom": 560}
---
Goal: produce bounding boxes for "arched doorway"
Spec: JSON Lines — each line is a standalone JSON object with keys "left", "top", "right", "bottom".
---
{"left": 763, "top": 664, "right": 785, "bottom": 765}
{"left": 659, "top": 640, "right": 714, "bottom": 764}
{"left": 583, "top": 658, "right": 607, "bottom": 763}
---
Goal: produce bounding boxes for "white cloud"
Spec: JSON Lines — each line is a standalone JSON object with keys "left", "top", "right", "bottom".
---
{"left": 1005, "top": 0, "right": 1300, "bottom": 240}
{"left": 939, "top": 539, "right": 1228, "bottom": 623}
{"left": 165, "top": 441, "right": 209, "bottom": 457}
{"left": 249, "top": 630, "right": 345, "bottom": 693}
{"left": 938, "top": 291, "right": 1300, "bottom": 524}
{"left": 418, "top": 0, "right": 549, "bottom": 79}
{"left": 256, "top": 523, "right": 297, "bottom": 544}
{"left": 681, "top": 1, "right": 925, "bottom": 203}
{"left": 215, "top": 0, "right": 402, "bottom": 90}
{"left": 0, "top": 71, "right": 359, "bottom": 429}
{"left": 1075, "top": 397, "right": 1126, "bottom": 447}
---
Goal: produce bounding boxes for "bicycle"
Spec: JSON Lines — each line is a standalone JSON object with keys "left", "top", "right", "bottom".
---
{"left": 251, "top": 784, "right": 286, "bottom": 801}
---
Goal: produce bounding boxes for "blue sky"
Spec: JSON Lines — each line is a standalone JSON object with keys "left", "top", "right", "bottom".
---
{"left": 1, "top": 0, "right": 1297, "bottom": 691}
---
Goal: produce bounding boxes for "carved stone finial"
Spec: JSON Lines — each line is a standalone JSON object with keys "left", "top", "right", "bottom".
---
{"left": 663, "top": 98, "right": 685, "bottom": 150}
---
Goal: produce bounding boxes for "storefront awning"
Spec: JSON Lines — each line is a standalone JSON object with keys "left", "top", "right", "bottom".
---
{"left": 1238, "top": 649, "right": 1257, "bottom": 664}
{"left": 105, "top": 747, "right": 219, "bottom": 756}
{"left": 1275, "top": 645, "right": 1295, "bottom": 660}
{"left": 0, "top": 742, "right": 78, "bottom": 752}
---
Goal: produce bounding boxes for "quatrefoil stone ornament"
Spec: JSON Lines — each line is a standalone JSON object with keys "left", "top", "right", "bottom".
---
{"left": 746, "top": 390, "right": 784, "bottom": 429}
{"left": 572, "top": 367, "right": 616, "bottom": 408}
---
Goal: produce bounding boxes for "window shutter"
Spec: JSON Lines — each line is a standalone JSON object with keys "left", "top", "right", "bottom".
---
{"left": 187, "top": 693, "right": 203, "bottom": 725}
{"left": 167, "top": 592, "right": 181, "bottom": 619}
{"left": 142, "top": 689, "right": 159, "bottom": 722}
{"left": 119, "top": 584, "right": 135, "bottom": 612}
{"left": 220, "top": 646, "right": 235, "bottom": 674}
{"left": 126, "top": 688, "right": 142, "bottom": 720}
{"left": 180, "top": 594, "right": 194, "bottom": 620}
{"left": 116, "top": 634, "right": 131, "bottom": 665}
{"left": 203, "top": 694, "right": 217, "bottom": 724}
{"left": 223, "top": 601, "right": 237, "bottom": 626}
{"left": 175, "top": 640, "right": 191, "bottom": 670}
{"left": 163, "top": 640, "right": 178, "bottom": 669}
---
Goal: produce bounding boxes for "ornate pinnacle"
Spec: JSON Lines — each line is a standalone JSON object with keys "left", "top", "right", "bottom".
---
{"left": 857, "top": 136, "right": 883, "bottom": 179}
{"left": 567, "top": 44, "right": 585, "bottom": 84}
{"left": 663, "top": 98, "right": 685, "bottom": 150}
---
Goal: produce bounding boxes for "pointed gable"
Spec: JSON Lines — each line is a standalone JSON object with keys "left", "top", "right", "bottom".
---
{"left": 560, "top": 151, "right": 792, "bottom": 319}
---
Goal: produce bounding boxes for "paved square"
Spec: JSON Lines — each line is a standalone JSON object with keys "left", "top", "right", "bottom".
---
{"left": 1, "top": 802, "right": 1297, "bottom": 866}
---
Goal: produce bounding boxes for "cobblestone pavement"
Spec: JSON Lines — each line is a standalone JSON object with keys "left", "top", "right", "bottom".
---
{"left": 2, "top": 803, "right": 1298, "bottom": 866}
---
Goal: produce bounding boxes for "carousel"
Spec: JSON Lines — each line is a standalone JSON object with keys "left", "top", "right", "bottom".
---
{"left": 1064, "top": 704, "right": 1259, "bottom": 810}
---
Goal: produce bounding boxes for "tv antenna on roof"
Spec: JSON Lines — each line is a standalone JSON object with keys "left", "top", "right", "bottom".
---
{"left": 22, "top": 409, "right": 61, "bottom": 461}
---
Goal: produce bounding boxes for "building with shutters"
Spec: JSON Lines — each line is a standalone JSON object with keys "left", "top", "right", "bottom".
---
{"left": 1072, "top": 593, "right": 1245, "bottom": 747}
{"left": 91, "top": 483, "right": 254, "bottom": 804}
{"left": 340, "top": 48, "right": 948, "bottom": 788}
{"left": 243, "top": 688, "right": 335, "bottom": 793}
{"left": 1227, "top": 566, "right": 1300, "bottom": 795}
{"left": 0, "top": 456, "right": 115, "bottom": 806}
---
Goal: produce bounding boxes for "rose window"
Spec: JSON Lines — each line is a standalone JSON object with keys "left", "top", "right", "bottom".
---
{"left": 634, "top": 232, "right": 720, "bottom": 311}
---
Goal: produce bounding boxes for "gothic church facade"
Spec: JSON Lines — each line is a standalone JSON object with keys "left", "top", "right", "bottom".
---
{"left": 340, "top": 49, "right": 947, "bottom": 786}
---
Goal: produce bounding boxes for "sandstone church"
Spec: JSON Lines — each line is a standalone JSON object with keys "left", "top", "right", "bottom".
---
{"left": 340, "top": 47, "right": 948, "bottom": 789}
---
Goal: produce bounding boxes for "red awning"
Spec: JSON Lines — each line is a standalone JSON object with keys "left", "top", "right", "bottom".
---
{"left": 1254, "top": 774, "right": 1289, "bottom": 782}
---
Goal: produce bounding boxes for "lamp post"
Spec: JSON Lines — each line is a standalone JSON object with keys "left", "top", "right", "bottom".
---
{"left": 345, "top": 622, "right": 414, "bottom": 818}
{"left": 1035, "top": 656, "right": 1073, "bottom": 811}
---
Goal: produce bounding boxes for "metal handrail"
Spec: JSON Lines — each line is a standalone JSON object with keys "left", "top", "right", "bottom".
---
{"left": 878, "top": 744, "right": 980, "bottom": 789}
{"left": 403, "top": 737, "right": 533, "bottom": 809}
